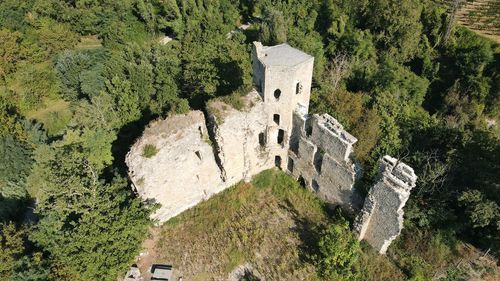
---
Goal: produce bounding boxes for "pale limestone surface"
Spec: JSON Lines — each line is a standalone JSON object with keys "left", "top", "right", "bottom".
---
{"left": 355, "top": 156, "right": 417, "bottom": 254}
{"left": 126, "top": 42, "right": 417, "bottom": 254}
{"left": 126, "top": 111, "right": 225, "bottom": 222}
{"left": 207, "top": 90, "right": 276, "bottom": 185}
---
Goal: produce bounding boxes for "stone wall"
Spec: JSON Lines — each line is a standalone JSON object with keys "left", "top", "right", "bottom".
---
{"left": 287, "top": 110, "right": 362, "bottom": 212}
{"left": 126, "top": 111, "right": 226, "bottom": 222}
{"left": 206, "top": 90, "right": 276, "bottom": 186}
{"left": 355, "top": 156, "right": 417, "bottom": 254}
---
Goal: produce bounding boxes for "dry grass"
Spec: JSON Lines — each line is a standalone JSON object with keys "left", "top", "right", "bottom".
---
{"left": 154, "top": 169, "right": 327, "bottom": 280}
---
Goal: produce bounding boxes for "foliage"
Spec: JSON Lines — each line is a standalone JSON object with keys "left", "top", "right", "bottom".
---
{"left": 260, "top": 8, "right": 287, "bottom": 45}
{"left": 0, "top": 223, "right": 26, "bottom": 279}
{"left": 315, "top": 216, "right": 360, "bottom": 280}
{"left": 27, "top": 143, "right": 152, "bottom": 280}
{"left": 142, "top": 144, "right": 158, "bottom": 158}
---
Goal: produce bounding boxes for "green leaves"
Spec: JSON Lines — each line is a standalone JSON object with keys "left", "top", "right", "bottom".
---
{"left": 459, "top": 190, "right": 499, "bottom": 229}
{"left": 315, "top": 219, "right": 360, "bottom": 280}
{"left": 28, "top": 143, "right": 152, "bottom": 280}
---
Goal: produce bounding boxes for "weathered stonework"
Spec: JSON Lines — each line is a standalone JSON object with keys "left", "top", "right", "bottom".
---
{"left": 126, "top": 111, "right": 226, "bottom": 221}
{"left": 126, "top": 42, "right": 417, "bottom": 254}
{"left": 287, "top": 111, "right": 362, "bottom": 212}
{"left": 207, "top": 91, "right": 275, "bottom": 186}
{"left": 355, "top": 156, "right": 417, "bottom": 254}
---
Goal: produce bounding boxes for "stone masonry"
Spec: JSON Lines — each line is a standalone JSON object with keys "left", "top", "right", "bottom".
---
{"left": 355, "top": 156, "right": 417, "bottom": 254}
{"left": 126, "top": 42, "right": 417, "bottom": 254}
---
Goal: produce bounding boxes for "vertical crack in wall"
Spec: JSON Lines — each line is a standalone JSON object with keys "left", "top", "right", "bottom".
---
{"left": 203, "top": 110, "right": 227, "bottom": 182}
{"left": 242, "top": 112, "right": 252, "bottom": 182}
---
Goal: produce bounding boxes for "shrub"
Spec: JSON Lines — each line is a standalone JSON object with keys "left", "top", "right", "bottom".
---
{"left": 315, "top": 218, "right": 360, "bottom": 280}
{"left": 142, "top": 144, "right": 158, "bottom": 158}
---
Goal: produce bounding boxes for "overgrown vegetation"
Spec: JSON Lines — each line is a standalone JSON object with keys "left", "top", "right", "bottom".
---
{"left": 156, "top": 170, "right": 498, "bottom": 280}
{"left": 0, "top": 0, "right": 498, "bottom": 280}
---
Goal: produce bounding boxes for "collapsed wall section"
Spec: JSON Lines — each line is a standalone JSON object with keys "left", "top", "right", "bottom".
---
{"left": 354, "top": 156, "right": 417, "bottom": 254}
{"left": 287, "top": 110, "right": 362, "bottom": 212}
{"left": 206, "top": 90, "right": 276, "bottom": 185}
{"left": 126, "top": 111, "right": 226, "bottom": 222}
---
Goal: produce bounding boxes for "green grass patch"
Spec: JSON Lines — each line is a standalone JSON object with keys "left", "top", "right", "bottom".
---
{"left": 142, "top": 144, "right": 158, "bottom": 158}
{"left": 26, "top": 98, "right": 72, "bottom": 136}
{"left": 75, "top": 35, "right": 102, "bottom": 50}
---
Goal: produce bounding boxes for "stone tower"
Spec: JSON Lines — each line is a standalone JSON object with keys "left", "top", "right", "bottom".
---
{"left": 251, "top": 42, "right": 314, "bottom": 169}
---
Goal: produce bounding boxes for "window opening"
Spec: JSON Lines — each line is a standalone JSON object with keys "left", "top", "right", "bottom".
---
{"left": 275, "top": 155, "right": 282, "bottom": 168}
{"left": 313, "top": 148, "right": 323, "bottom": 173}
{"left": 287, "top": 157, "right": 294, "bottom": 172}
{"left": 274, "top": 89, "right": 281, "bottom": 100}
{"left": 277, "top": 129, "right": 285, "bottom": 145}
{"left": 258, "top": 132, "right": 266, "bottom": 146}
{"left": 273, "top": 114, "right": 280, "bottom": 125}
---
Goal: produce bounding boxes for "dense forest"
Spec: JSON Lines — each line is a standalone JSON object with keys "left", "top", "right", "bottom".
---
{"left": 0, "top": 0, "right": 498, "bottom": 280}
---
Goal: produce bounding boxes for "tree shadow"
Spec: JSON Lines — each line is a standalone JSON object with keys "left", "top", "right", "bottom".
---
{"left": 214, "top": 58, "right": 245, "bottom": 97}
{"left": 109, "top": 109, "right": 157, "bottom": 179}
{"left": 0, "top": 197, "right": 29, "bottom": 223}
{"left": 280, "top": 199, "right": 325, "bottom": 264}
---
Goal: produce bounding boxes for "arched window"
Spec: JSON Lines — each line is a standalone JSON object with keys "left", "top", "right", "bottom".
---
{"left": 274, "top": 89, "right": 281, "bottom": 100}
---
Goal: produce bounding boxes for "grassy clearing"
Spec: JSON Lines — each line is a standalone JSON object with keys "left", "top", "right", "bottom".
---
{"left": 156, "top": 169, "right": 327, "bottom": 280}
{"left": 75, "top": 35, "right": 103, "bottom": 50}
{"left": 25, "top": 98, "right": 72, "bottom": 136}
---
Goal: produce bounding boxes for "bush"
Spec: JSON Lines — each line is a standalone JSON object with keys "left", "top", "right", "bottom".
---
{"left": 142, "top": 144, "right": 158, "bottom": 158}
{"left": 315, "top": 217, "right": 360, "bottom": 280}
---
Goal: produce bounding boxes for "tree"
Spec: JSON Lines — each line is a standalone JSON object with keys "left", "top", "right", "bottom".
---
{"left": 458, "top": 190, "right": 499, "bottom": 229}
{"left": 260, "top": 8, "right": 287, "bottom": 45}
{"left": 0, "top": 29, "right": 22, "bottom": 81}
{"left": 363, "top": 0, "right": 423, "bottom": 62}
{"left": 28, "top": 143, "right": 152, "bottom": 280}
{"left": 315, "top": 219, "right": 360, "bottom": 280}
{"left": 0, "top": 223, "right": 26, "bottom": 279}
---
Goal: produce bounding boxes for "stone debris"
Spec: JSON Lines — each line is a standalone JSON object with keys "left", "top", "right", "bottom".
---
{"left": 124, "top": 265, "right": 143, "bottom": 281}
{"left": 126, "top": 42, "right": 417, "bottom": 254}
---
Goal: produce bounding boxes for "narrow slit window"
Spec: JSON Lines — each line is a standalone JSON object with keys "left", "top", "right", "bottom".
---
{"left": 277, "top": 129, "right": 285, "bottom": 145}
{"left": 296, "top": 82, "right": 301, "bottom": 94}
{"left": 287, "top": 157, "right": 294, "bottom": 172}
{"left": 273, "top": 114, "right": 280, "bottom": 125}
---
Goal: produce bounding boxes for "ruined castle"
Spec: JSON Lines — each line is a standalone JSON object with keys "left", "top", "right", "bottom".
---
{"left": 126, "top": 42, "right": 417, "bottom": 254}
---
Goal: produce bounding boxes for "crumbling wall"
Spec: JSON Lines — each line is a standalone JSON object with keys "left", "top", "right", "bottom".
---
{"left": 126, "top": 111, "right": 226, "bottom": 222}
{"left": 207, "top": 90, "right": 275, "bottom": 186}
{"left": 355, "top": 156, "right": 417, "bottom": 254}
{"left": 288, "top": 110, "right": 362, "bottom": 212}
